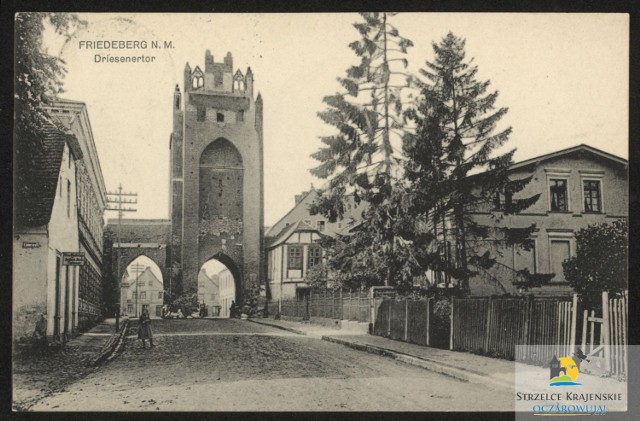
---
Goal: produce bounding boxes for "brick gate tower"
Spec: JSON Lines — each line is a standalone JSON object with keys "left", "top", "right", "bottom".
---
{"left": 169, "top": 50, "right": 264, "bottom": 309}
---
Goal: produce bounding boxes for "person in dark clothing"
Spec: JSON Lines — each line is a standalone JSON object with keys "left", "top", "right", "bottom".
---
{"left": 138, "top": 309, "right": 154, "bottom": 349}
{"left": 33, "top": 313, "right": 47, "bottom": 346}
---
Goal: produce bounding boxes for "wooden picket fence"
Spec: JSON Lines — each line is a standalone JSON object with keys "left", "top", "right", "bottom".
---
{"left": 372, "top": 298, "right": 433, "bottom": 346}
{"left": 453, "top": 295, "right": 577, "bottom": 364}
{"left": 268, "top": 291, "right": 371, "bottom": 323}
{"left": 581, "top": 291, "right": 628, "bottom": 377}
{"left": 267, "top": 287, "right": 627, "bottom": 377}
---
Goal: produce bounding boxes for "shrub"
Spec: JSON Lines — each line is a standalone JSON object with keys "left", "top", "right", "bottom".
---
{"left": 563, "top": 220, "right": 627, "bottom": 309}
{"left": 171, "top": 293, "right": 199, "bottom": 316}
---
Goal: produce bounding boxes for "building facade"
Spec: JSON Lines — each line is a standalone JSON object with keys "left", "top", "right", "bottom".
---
{"left": 121, "top": 267, "right": 164, "bottom": 318}
{"left": 267, "top": 144, "right": 627, "bottom": 299}
{"left": 198, "top": 268, "right": 236, "bottom": 317}
{"left": 217, "top": 267, "right": 236, "bottom": 317}
{"left": 198, "top": 269, "right": 218, "bottom": 315}
{"left": 169, "top": 50, "right": 264, "bottom": 309}
{"left": 13, "top": 126, "right": 83, "bottom": 343}
{"left": 462, "top": 145, "right": 628, "bottom": 296}
{"left": 266, "top": 221, "right": 324, "bottom": 300}
{"left": 46, "top": 99, "right": 107, "bottom": 330}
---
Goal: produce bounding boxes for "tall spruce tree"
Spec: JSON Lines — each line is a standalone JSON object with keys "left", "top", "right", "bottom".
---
{"left": 310, "top": 12, "right": 414, "bottom": 287}
{"left": 402, "top": 32, "right": 540, "bottom": 292}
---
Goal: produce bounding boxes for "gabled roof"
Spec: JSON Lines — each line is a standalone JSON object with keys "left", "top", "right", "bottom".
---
{"left": 265, "top": 188, "right": 318, "bottom": 237}
{"left": 198, "top": 269, "right": 219, "bottom": 288}
{"left": 15, "top": 124, "right": 82, "bottom": 227}
{"left": 509, "top": 144, "right": 627, "bottom": 171}
{"left": 266, "top": 219, "right": 320, "bottom": 249}
{"left": 137, "top": 267, "right": 162, "bottom": 287}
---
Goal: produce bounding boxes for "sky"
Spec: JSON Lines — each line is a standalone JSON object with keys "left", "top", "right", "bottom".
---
{"left": 46, "top": 13, "right": 629, "bottom": 226}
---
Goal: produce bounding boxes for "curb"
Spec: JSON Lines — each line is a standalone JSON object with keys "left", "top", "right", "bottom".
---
{"left": 321, "top": 335, "right": 471, "bottom": 382}
{"left": 247, "top": 318, "right": 308, "bottom": 336}
{"left": 92, "top": 319, "right": 130, "bottom": 367}
{"left": 322, "top": 335, "right": 514, "bottom": 392}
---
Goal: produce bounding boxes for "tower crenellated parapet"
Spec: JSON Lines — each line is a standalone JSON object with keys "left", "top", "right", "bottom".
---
{"left": 171, "top": 50, "right": 264, "bottom": 314}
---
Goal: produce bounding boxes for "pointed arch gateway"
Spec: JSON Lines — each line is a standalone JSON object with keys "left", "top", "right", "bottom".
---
{"left": 197, "top": 138, "right": 245, "bottom": 305}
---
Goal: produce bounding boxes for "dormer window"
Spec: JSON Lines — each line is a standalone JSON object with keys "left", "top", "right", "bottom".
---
{"left": 192, "top": 76, "right": 203, "bottom": 89}
{"left": 233, "top": 70, "right": 245, "bottom": 92}
{"left": 216, "top": 112, "right": 224, "bottom": 123}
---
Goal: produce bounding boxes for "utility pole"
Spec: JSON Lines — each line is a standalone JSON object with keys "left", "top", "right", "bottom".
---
{"left": 129, "top": 263, "right": 146, "bottom": 318}
{"left": 106, "top": 184, "right": 137, "bottom": 331}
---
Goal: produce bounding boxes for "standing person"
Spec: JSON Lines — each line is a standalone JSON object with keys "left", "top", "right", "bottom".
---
{"left": 138, "top": 308, "right": 154, "bottom": 349}
{"left": 33, "top": 313, "right": 48, "bottom": 347}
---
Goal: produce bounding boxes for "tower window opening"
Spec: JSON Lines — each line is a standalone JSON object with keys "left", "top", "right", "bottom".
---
{"left": 197, "top": 106, "right": 206, "bottom": 122}
{"left": 237, "top": 110, "right": 244, "bottom": 122}
{"left": 192, "top": 76, "right": 203, "bottom": 89}
{"left": 217, "top": 112, "right": 224, "bottom": 123}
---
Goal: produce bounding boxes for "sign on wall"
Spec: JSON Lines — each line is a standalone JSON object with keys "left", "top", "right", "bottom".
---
{"left": 62, "top": 252, "right": 85, "bottom": 266}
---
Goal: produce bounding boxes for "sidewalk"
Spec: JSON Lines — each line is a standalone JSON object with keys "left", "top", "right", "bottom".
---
{"left": 65, "top": 318, "right": 120, "bottom": 354}
{"left": 249, "top": 317, "right": 516, "bottom": 390}
{"left": 13, "top": 317, "right": 127, "bottom": 410}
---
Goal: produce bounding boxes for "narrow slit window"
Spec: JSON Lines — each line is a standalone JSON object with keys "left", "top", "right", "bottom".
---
{"left": 197, "top": 106, "right": 206, "bottom": 122}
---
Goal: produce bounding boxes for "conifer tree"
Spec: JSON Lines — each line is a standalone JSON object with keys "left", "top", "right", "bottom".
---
{"left": 402, "top": 32, "right": 540, "bottom": 291}
{"left": 309, "top": 12, "right": 413, "bottom": 287}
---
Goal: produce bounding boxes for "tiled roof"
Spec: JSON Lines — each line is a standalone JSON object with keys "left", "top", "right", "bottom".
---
{"left": 15, "top": 125, "right": 81, "bottom": 227}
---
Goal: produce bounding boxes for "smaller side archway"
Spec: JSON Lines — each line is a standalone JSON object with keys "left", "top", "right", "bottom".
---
{"left": 120, "top": 255, "right": 165, "bottom": 319}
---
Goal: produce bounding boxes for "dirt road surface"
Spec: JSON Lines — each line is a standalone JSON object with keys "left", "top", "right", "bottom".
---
{"left": 29, "top": 319, "right": 514, "bottom": 411}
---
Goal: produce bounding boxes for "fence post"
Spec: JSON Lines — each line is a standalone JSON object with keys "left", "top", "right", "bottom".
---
{"left": 369, "top": 289, "right": 374, "bottom": 326}
{"left": 426, "top": 298, "right": 430, "bottom": 347}
{"left": 404, "top": 299, "right": 409, "bottom": 341}
{"left": 581, "top": 309, "right": 588, "bottom": 351}
{"left": 602, "top": 291, "right": 611, "bottom": 374}
{"left": 484, "top": 296, "right": 492, "bottom": 353}
{"left": 349, "top": 290, "right": 352, "bottom": 321}
{"left": 449, "top": 297, "right": 454, "bottom": 351}
{"left": 569, "top": 293, "right": 578, "bottom": 349}
{"left": 332, "top": 289, "right": 335, "bottom": 319}
{"left": 387, "top": 298, "right": 392, "bottom": 337}
{"left": 523, "top": 296, "right": 532, "bottom": 347}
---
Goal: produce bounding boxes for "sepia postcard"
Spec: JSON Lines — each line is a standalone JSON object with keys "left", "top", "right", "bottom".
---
{"left": 11, "top": 11, "right": 631, "bottom": 415}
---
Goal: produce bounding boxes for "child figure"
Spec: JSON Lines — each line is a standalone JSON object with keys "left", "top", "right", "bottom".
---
{"left": 138, "top": 309, "right": 154, "bottom": 349}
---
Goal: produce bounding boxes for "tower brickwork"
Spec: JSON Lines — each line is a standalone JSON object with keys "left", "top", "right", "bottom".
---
{"left": 169, "top": 50, "right": 264, "bottom": 308}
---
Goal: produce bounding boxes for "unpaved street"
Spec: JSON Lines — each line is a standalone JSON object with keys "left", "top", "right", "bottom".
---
{"left": 31, "top": 319, "right": 514, "bottom": 411}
